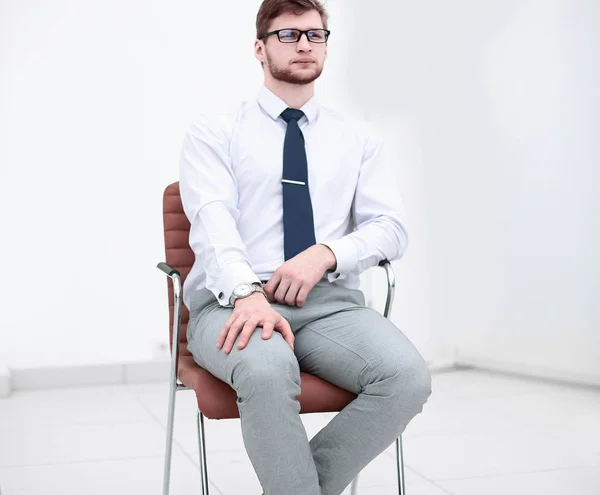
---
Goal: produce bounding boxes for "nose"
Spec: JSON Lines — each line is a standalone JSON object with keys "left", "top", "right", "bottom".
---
{"left": 296, "top": 32, "right": 312, "bottom": 51}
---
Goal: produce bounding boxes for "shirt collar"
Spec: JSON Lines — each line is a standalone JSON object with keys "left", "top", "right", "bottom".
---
{"left": 257, "top": 85, "right": 319, "bottom": 124}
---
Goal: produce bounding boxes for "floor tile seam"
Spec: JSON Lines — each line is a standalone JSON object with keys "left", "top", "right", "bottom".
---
{"left": 0, "top": 453, "right": 170, "bottom": 469}
{"left": 421, "top": 463, "right": 600, "bottom": 484}
{"left": 393, "top": 423, "right": 591, "bottom": 441}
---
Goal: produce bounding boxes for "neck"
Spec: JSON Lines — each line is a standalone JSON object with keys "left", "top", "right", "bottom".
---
{"left": 264, "top": 78, "right": 315, "bottom": 110}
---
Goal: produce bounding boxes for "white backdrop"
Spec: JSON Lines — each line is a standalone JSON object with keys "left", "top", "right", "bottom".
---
{"left": 346, "top": 0, "right": 600, "bottom": 384}
{"left": 0, "top": 0, "right": 436, "bottom": 370}
{"left": 1, "top": 0, "right": 598, "bottom": 385}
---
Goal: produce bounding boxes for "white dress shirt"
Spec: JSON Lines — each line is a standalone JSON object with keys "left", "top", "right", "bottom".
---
{"left": 179, "top": 85, "right": 408, "bottom": 310}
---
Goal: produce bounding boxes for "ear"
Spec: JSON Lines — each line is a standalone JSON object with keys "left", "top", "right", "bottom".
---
{"left": 254, "top": 39, "right": 266, "bottom": 63}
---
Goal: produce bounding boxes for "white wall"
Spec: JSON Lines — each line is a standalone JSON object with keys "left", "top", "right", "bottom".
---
{"left": 0, "top": 0, "right": 265, "bottom": 368}
{"left": 3, "top": 0, "right": 596, "bottom": 383}
{"left": 0, "top": 0, "right": 435, "bottom": 369}
{"left": 348, "top": 0, "right": 600, "bottom": 383}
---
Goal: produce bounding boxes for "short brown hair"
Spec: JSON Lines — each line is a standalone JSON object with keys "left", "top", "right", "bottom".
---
{"left": 256, "top": 0, "right": 329, "bottom": 40}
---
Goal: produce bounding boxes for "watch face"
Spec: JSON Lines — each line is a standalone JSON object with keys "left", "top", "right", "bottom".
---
{"left": 234, "top": 284, "right": 253, "bottom": 297}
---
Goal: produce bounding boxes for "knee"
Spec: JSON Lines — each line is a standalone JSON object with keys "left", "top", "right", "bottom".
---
{"left": 231, "top": 338, "right": 301, "bottom": 398}
{"left": 403, "top": 357, "right": 432, "bottom": 408}
{"left": 372, "top": 351, "right": 432, "bottom": 409}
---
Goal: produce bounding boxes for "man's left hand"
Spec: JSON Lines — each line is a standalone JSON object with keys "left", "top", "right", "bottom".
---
{"left": 263, "top": 244, "right": 337, "bottom": 307}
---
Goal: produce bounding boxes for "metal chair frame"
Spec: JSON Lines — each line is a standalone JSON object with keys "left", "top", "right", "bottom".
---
{"left": 157, "top": 260, "right": 406, "bottom": 495}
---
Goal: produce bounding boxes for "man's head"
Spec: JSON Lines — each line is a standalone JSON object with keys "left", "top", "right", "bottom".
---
{"left": 255, "top": 0, "right": 329, "bottom": 86}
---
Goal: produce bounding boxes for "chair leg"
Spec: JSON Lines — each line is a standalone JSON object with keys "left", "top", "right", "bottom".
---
{"left": 196, "top": 409, "right": 210, "bottom": 494}
{"left": 349, "top": 472, "right": 360, "bottom": 495}
{"left": 396, "top": 435, "right": 406, "bottom": 495}
{"left": 348, "top": 435, "right": 406, "bottom": 495}
{"left": 162, "top": 381, "right": 178, "bottom": 495}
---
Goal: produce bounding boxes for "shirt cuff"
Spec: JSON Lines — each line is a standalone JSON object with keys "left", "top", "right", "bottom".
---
{"left": 208, "top": 261, "right": 261, "bottom": 307}
{"left": 320, "top": 238, "right": 359, "bottom": 282}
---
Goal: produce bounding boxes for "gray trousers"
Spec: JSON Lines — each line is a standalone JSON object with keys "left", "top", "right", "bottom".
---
{"left": 187, "top": 283, "right": 432, "bottom": 495}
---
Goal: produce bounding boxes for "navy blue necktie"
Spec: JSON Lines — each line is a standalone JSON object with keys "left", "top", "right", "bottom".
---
{"left": 281, "top": 108, "right": 317, "bottom": 260}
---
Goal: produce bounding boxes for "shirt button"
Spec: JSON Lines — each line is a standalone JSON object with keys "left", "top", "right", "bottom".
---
{"left": 218, "top": 292, "right": 224, "bottom": 299}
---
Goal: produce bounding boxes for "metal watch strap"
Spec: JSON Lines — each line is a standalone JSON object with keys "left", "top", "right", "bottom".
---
{"left": 229, "top": 282, "right": 267, "bottom": 306}
{"left": 250, "top": 282, "right": 267, "bottom": 300}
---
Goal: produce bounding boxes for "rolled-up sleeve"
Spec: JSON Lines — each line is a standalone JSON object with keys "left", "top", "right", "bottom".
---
{"left": 321, "top": 124, "right": 409, "bottom": 281}
{"left": 179, "top": 114, "right": 260, "bottom": 306}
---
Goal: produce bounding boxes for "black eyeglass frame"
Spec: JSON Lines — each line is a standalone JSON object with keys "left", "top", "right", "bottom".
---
{"left": 260, "top": 28, "right": 331, "bottom": 43}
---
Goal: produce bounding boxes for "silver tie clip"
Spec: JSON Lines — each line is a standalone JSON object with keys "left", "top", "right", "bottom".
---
{"left": 282, "top": 179, "right": 306, "bottom": 186}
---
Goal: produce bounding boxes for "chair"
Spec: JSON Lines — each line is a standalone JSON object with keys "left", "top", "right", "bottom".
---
{"left": 157, "top": 182, "right": 406, "bottom": 495}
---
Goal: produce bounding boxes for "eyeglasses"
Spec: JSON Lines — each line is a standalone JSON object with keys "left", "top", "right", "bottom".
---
{"left": 261, "top": 28, "right": 331, "bottom": 44}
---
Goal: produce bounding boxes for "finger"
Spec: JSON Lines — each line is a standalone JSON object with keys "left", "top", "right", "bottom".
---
{"left": 295, "top": 284, "right": 311, "bottom": 308}
{"left": 274, "top": 277, "right": 291, "bottom": 304}
{"left": 263, "top": 272, "right": 281, "bottom": 299}
{"left": 237, "top": 317, "right": 260, "bottom": 350}
{"left": 216, "top": 313, "right": 238, "bottom": 349}
{"left": 275, "top": 317, "right": 294, "bottom": 350}
{"left": 222, "top": 318, "right": 245, "bottom": 354}
{"left": 261, "top": 320, "right": 275, "bottom": 340}
{"left": 284, "top": 282, "right": 301, "bottom": 306}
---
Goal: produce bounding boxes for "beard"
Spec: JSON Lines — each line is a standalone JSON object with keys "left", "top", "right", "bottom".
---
{"left": 265, "top": 51, "right": 323, "bottom": 85}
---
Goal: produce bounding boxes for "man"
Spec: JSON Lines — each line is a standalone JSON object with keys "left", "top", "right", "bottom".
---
{"left": 179, "top": 1, "right": 432, "bottom": 494}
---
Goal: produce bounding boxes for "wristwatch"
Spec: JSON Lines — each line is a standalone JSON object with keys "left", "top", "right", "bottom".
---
{"left": 229, "top": 282, "right": 267, "bottom": 306}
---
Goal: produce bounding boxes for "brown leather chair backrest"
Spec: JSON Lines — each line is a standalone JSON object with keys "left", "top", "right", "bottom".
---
{"left": 162, "top": 182, "right": 195, "bottom": 357}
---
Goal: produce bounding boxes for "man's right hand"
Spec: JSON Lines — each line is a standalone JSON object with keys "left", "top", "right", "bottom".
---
{"left": 216, "top": 293, "right": 294, "bottom": 354}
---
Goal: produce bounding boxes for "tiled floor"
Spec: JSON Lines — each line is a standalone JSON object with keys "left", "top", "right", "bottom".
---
{"left": 1, "top": 368, "right": 599, "bottom": 494}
